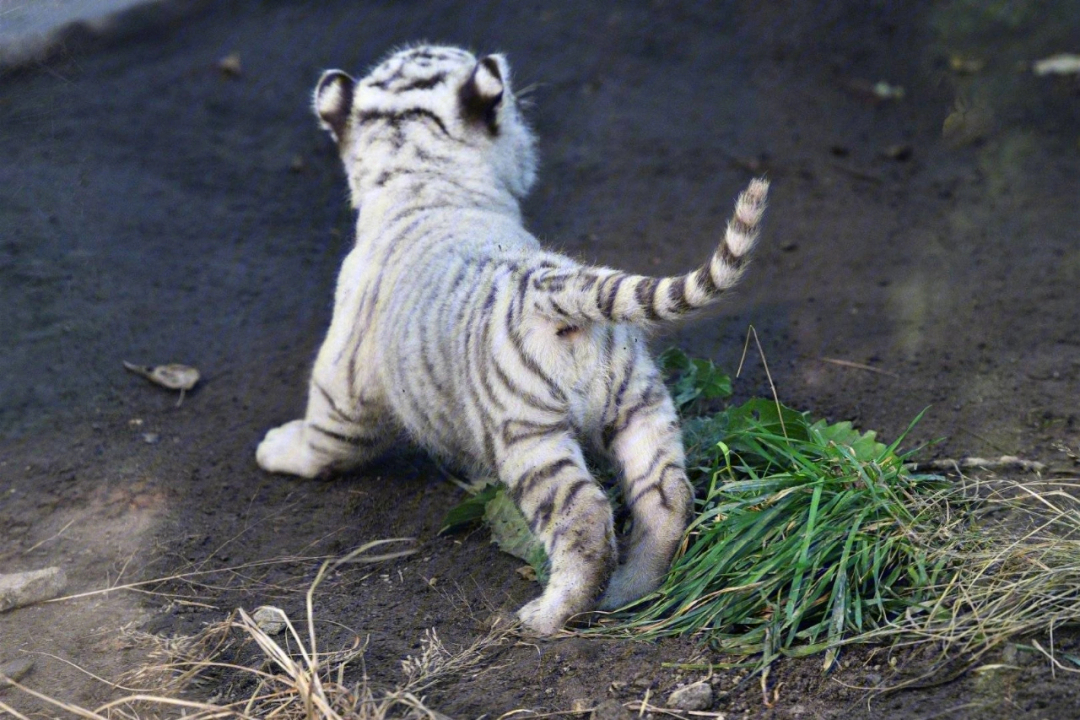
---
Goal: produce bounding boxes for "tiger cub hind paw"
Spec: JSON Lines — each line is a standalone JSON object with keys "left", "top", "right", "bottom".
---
{"left": 516, "top": 597, "right": 570, "bottom": 636}
{"left": 595, "top": 564, "right": 663, "bottom": 611}
{"left": 516, "top": 580, "right": 610, "bottom": 635}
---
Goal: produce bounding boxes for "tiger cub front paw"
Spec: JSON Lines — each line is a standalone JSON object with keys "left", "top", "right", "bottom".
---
{"left": 256, "top": 420, "right": 321, "bottom": 478}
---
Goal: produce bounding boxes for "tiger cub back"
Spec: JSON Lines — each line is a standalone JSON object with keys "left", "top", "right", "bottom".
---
{"left": 256, "top": 45, "right": 768, "bottom": 635}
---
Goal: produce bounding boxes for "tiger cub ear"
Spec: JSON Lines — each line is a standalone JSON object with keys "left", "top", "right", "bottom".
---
{"left": 458, "top": 55, "right": 504, "bottom": 134}
{"left": 314, "top": 70, "right": 355, "bottom": 143}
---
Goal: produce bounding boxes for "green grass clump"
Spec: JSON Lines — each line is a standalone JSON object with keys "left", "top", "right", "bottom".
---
{"left": 621, "top": 365, "right": 946, "bottom": 659}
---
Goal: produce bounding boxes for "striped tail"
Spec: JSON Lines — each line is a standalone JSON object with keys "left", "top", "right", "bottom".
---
{"left": 533, "top": 178, "right": 768, "bottom": 327}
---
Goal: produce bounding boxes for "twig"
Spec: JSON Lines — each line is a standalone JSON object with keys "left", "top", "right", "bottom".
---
{"left": 829, "top": 162, "right": 884, "bottom": 184}
{"left": 18, "top": 650, "right": 144, "bottom": 693}
{"left": 45, "top": 554, "right": 333, "bottom": 603}
{"left": 820, "top": 357, "right": 899, "bottom": 378}
{"left": 1031, "top": 638, "right": 1080, "bottom": 675}
{"left": 496, "top": 710, "right": 596, "bottom": 720}
{"left": 737, "top": 325, "right": 787, "bottom": 439}
{"left": 0, "top": 697, "right": 32, "bottom": 720}
{"left": 903, "top": 456, "right": 1047, "bottom": 474}
{"left": 23, "top": 518, "right": 77, "bottom": 554}
{"left": 624, "top": 698, "right": 726, "bottom": 719}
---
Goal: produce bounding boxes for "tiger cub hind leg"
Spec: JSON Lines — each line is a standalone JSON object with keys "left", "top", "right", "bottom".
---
{"left": 502, "top": 431, "right": 617, "bottom": 635}
{"left": 256, "top": 377, "right": 396, "bottom": 479}
{"left": 597, "top": 357, "right": 692, "bottom": 610}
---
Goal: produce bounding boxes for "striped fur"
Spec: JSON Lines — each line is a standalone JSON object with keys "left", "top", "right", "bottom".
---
{"left": 256, "top": 45, "right": 768, "bottom": 635}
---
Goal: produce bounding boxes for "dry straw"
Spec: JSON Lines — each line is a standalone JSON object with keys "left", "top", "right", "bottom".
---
{"left": 0, "top": 538, "right": 514, "bottom": 720}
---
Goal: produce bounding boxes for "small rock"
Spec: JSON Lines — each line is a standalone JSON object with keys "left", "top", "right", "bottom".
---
{"left": 218, "top": 52, "right": 242, "bottom": 77}
{"left": 591, "top": 699, "right": 632, "bottom": 720}
{"left": 252, "top": 606, "right": 287, "bottom": 635}
{"left": 871, "top": 80, "right": 904, "bottom": 101}
{"left": 884, "top": 144, "right": 913, "bottom": 161}
{"left": 0, "top": 657, "right": 34, "bottom": 687}
{"left": 949, "top": 55, "right": 985, "bottom": 74}
{"left": 1033, "top": 53, "right": 1080, "bottom": 77}
{"left": 570, "top": 698, "right": 593, "bottom": 714}
{"left": 0, "top": 567, "right": 67, "bottom": 613}
{"left": 667, "top": 681, "right": 712, "bottom": 711}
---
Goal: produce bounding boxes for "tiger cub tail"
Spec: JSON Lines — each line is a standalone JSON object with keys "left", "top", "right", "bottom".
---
{"left": 533, "top": 178, "right": 768, "bottom": 327}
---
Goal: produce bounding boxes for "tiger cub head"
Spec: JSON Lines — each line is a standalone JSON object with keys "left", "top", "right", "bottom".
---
{"left": 313, "top": 45, "right": 537, "bottom": 204}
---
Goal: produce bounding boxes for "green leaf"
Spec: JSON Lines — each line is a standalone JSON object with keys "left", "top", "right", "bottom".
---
{"left": 442, "top": 482, "right": 549, "bottom": 583}
{"left": 724, "top": 398, "right": 812, "bottom": 443}
{"left": 809, "top": 419, "right": 894, "bottom": 466}
{"left": 483, "top": 485, "right": 550, "bottom": 585}
{"left": 659, "top": 347, "right": 733, "bottom": 413}
{"left": 440, "top": 483, "right": 500, "bottom": 534}
{"left": 690, "top": 358, "right": 733, "bottom": 400}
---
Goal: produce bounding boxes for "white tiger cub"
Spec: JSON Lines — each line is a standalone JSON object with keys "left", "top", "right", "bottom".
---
{"left": 256, "top": 45, "right": 768, "bottom": 635}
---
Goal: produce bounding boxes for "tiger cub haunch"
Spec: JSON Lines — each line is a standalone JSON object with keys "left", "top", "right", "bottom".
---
{"left": 256, "top": 45, "right": 768, "bottom": 635}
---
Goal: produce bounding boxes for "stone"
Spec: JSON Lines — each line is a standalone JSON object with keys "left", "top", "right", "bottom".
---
{"left": 0, "top": 657, "right": 34, "bottom": 687}
{"left": 570, "top": 698, "right": 593, "bottom": 714}
{"left": 252, "top": 606, "right": 287, "bottom": 635}
{"left": 592, "top": 698, "right": 632, "bottom": 720}
{"left": 666, "top": 680, "right": 713, "bottom": 711}
{"left": 0, "top": 567, "right": 67, "bottom": 612}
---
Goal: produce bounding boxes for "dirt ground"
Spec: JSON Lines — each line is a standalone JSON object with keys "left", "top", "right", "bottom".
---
{"left": 2, "top": 1, "right": 1079, "bottom": 717}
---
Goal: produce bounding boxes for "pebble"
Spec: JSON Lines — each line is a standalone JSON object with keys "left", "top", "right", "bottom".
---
{"left": 570, "top": 698, "right": 593, "bottom": 713}
{"left": 667, "top": 680, "right": 713, "bottom": 711}
{"left": 0, "top": 657, "right": 34, "bottom": 687}
{"left": 217, "top": 52, "right": 242, "bottom": 77}
{"left": 252, "top": 606, "right": 287, "bottom": 635}
{"left": 0, "top": 567, "right": 67, "bottom": 613}
{"left": 591, "top": 699, "right": 632, "bottom": 720}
